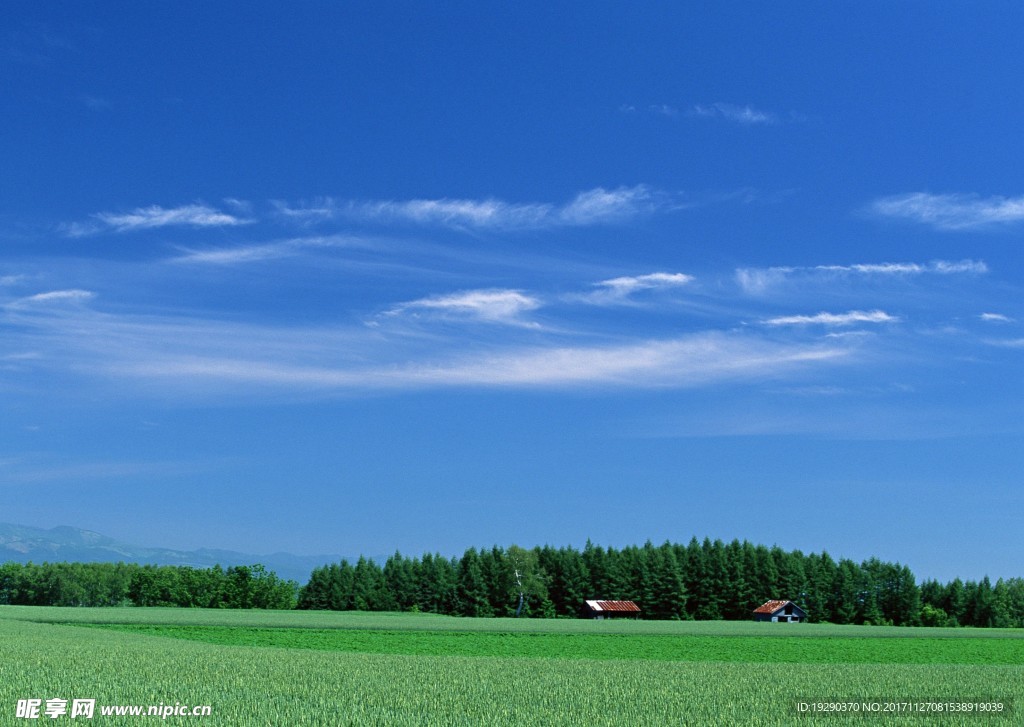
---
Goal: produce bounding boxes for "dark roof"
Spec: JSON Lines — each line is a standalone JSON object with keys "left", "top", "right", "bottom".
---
{"left": 753, "top": 599, "right": 799, "bottom": 615}
{"left": 585, "top": 599, "right": 641, "bottom": 613}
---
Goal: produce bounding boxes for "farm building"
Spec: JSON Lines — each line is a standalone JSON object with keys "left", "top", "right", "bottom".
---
{"left": 583, "top": 600, "right": 641, "bottom": 620}
{"left": 752, "top": 600, "right": 807, "bottom": 623}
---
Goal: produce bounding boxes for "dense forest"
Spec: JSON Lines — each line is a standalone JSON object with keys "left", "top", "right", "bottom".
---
{"left": 3, "top": 537, "right": 1023, "bottom": 627}
{"left": 0, "top": 562, "right": 296, "bottom": 610}
{"left": 297, "top": 539, "right": 1024, "bottom": 627}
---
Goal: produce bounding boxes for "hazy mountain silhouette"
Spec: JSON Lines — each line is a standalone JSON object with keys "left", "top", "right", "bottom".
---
{"left": 0, "top": 522, "right": 344, "bottom": 584}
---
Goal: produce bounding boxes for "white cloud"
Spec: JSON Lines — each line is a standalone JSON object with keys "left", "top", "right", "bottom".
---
{"left": 984, "top": 338, "right": 1024, "bottom": 349}
{"left": 735, "top": 267, "right": 794, "bottom": 295}
{"left": 369, "top": 198, "right": 553, "bottom": 228}
{"left": 691, "top": 103, "right": 778, "bottom": 125}
{"left": 816, "top": 262, "right": 923, "bottom": 275}
{"left": 578, "top": 271, "right": 694, "bottom": 305}
{"left": 386, "top": 289, "right": 542, "bottom": 326}
{"left": 736, "top": 259, "right": 987, "bottom": 295}
{"left": 111, "top": 332, "right": 846, "bottom": 391}
{"left": 222, "top": 198, "right": 253, "bottom": 214}
{"left": 600, "top": 272, "right": 694, "bottom": 293}
{"left": 276, "top": 185, "right": 674, "bottom": 231}
{"left": 870, "top": 192, "right": 1024, "bottom": 230}
{"left": 764, "top": 310, "right": 898, "bottom": 327}
{"left": 929, "top": 260, "right": 989, "bottom": 274}
{"left": 280, "top": 196, "right": 554, "bottom": 229}
{"left": 271, "top": 198, "right": 345, "bottom": 224}
{"left": 815, "top": 260, "right": 988, "bottom": 275}
{"left": 64, "top": 204, "right": 252, "bottom": 236}
{"left": 6, "top": 289, "right": 95, "bottom": 308}
{"left": 171, "top": 235, "right": 369, "bottom": 265}
{"left": 392, "top": 335, "right": 842, "bottom": 388}
{"left": 557, "top": 186, "right": 663, "bottom": 225}
{"left": 174, "top": 243, "right": 289, "bottom": 265}
{"left": 980, "top": 312, "right": 1013, "bottom": 323}
{"left": 4, "top": 299, "right": 850, "bottom": 395}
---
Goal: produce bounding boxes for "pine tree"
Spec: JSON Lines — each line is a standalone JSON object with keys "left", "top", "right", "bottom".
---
{"left": 456, "top": 547, "right": 491, "bottom": 617}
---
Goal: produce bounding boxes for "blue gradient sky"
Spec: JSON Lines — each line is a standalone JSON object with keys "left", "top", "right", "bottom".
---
{"left": 2, "top": 3, "right": 1021, "bottom": 581}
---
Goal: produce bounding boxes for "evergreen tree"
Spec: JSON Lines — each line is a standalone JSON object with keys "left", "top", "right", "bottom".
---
{"left": 722, "top": 540, "right": 753, "bottom": 620}
{"left": 803, "top": 552, "right": 835, "bottom": 623}
{"left": 581, "top": 539, "right": 608, "bottom": 599}
{"left": 831, "top": 559, "right": 859, "bottom": 624}
{"left": 943, "top": 578, "right": 967, "bottom": 626}
{"left": 456, "top": 548, "right": 491, "bottom": 617}
{"left": 648, "top": 541, "right": 687, "bottom": 620}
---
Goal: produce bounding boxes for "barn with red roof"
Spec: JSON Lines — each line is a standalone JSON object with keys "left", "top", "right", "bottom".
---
{"left": 583, "top": 600, "right": 641, "bottom": 620}
{"left": 753, "top": 599, "right": 807, "bottom": 623}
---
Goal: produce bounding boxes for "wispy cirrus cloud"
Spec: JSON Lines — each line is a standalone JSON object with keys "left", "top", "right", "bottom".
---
{"left": 358, "top": 197, "right": 553, "bottom": 229}
{"left": 815, "top": 260, "right": 987, "bottom": 275}
{"left": 870, "top": 192, "right": 1024, "bottom": 230}
{"left": 764, "top": 309, "right": 898, "bottom": 327}
{"left": 690, "top": 102, "right": 779, "bottom": 125}
{"left": 3, "top": 293, "right": 851, "bottom": 395}
{"left": 980, "top": 312, "right": 1014, "bottom": 323}
{"left": 576, "top": 272, "right": 694, "bottom": 305}
{"left": 63, "top": 203, "right": 253, "bottom": 236}
{"left": 622, "top": 102, "right": 792, "bottom": 125}
{"left": 5, "top": 289, "right": 95, "bottom": 309}
{"left": 385, "top": 289, "right": 542, "bottom": 326}
{"left": 384, "top": 334, "right": 844, "bottom": 388}
{"left": 171, "top": 235, "right": 371, "bottom": 265}
{"left": 984, "top": 337, "right": 1024, "bottom": 349}
{"left": 274, "top": 185, "right": 678, "bottom": 230}
{"left": 270, "top": 198, "right": 337, "bottom": 224}
{"left": 736, "top": 259, "right": 987, "bottom": 295}
{"left": 557, "top": 186, "right": 669, "bottom": 225}
{"left": 104, "top": 330, "right": 848, "bottom": 391}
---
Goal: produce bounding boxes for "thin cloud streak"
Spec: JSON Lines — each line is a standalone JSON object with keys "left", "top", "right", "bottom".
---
{"left": 385, "top": 289, "right": 542, "bottom": 326}
{"left": 115, "top": 333, "right": 847, "bottom": 391}
{"left": 576, "top": 272, "right": 694, "bottom": 305}
{"left": 4, "top": 301, "right": 850, "bottom": 395}
{"left": 5, "top": 289, "right": 95, "bottom": 308}
{"left": 274, "top": 185, "right": 680, "bottom": 230}
{"left": 870, "top": 192, "right": 1024, "bottom": 230}
{"left": 764, "top": 310, "right": 898, "bottom": 327}
{"left": 690, "top": 102, "right": 778, "bottom": 125}
{"left": 64, "top": 204, "right": 253, "bottom": 236}
{"left": 980, "top": 313, "right": 1013, "bottom": 323}
{"left": 171, "top": 235, "right": 373, "bottom": 265}
{"left": 984, "top": 338, "right": 1024, "bottom": 349}
{"left": 736, "top": 259, "right": 987, "bottom": 295}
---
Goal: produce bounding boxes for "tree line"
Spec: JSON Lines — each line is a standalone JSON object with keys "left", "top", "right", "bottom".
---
{"left": 0, "top": 561, "right": 297, "bottom": 609}
{"left": 297, "top": 538, "right": 1024, "bottom": 627}
{"left": 2, "top": 537, "right": 1023, "bottom": 627}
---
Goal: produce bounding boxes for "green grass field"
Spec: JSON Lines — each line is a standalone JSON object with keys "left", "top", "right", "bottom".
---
{"left": 2, "top": 606, "right": 1021, "bottom": 725}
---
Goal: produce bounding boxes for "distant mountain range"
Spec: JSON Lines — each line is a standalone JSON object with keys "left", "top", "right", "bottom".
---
{"left": 0, "top": 523, "right": 343, "bottom": 584}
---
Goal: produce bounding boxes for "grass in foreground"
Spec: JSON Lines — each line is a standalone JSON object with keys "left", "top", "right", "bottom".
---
{"left": 80, "top": 623, "right": 1024, "bottom": 665}
{"left": 2, "top": 607, "right": 1021, "bottom": 726}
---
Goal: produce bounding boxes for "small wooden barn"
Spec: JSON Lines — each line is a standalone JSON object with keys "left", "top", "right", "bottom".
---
{"left": 583, "top": 599, "right": 641, "bottom": 620}
{"left": 752, "top": 600, "right": 807, "bottom": 623}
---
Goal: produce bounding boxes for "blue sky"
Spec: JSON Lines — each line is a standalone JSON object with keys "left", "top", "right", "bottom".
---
{"left": 2, "top": 3, "right": 1021, "bottom": 581}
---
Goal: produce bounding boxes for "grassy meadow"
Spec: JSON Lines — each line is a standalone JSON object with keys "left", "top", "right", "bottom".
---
{"left": 1, "top": 606, "right": 1021, "bottom": 725}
